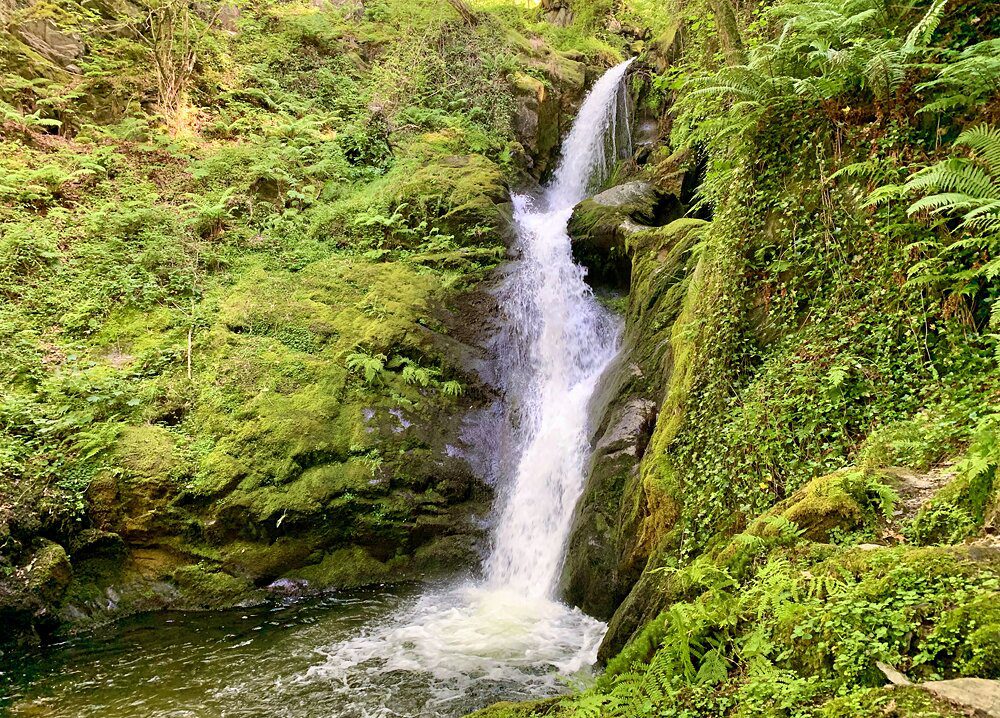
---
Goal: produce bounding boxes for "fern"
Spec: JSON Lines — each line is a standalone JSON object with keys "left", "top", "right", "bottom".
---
{"left": 903, "top": 0, "right": 948, "bottom": 52}
{"left": 918, "top": 38, "right": 1000, "bottom": 115}
{"left": 345, "top": 351, "right": 387, "bottom": 384}
{"left": 440, "top": 379, "right": 464, "bottom": 397}
{"left": 904, "top": 125, "right": 1000, "bottom": 232}
{"left": 674, "top": 0, "right": 947, "bottom": 167}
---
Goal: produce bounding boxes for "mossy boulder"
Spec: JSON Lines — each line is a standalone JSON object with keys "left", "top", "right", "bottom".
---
{"left": 569, "top": 181, "right": 683, "bottom": 288}
{"left": 758, "top": 470, "right": 867, "bottom": 542}
{"left": 285, "top": 546, "right": 394, "bottom": 590}
{"left": 0, "top": 539, "right": 72, "bottom": 641}
{"left": 110, "top": 424, "right": 192, "bottom": 542}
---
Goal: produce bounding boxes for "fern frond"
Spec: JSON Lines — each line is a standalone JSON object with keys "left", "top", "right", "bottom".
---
{"left": 907, "top": 192, "right": 980, "bottom": 216}
{"left": 905, "top": 159, "right": 997, "bottom": 199}
{"left": 955, "top": 123, "right": 1000, "bottom": 173}
{"left": 904, "top": 0, "right": 948, "bottom": 52}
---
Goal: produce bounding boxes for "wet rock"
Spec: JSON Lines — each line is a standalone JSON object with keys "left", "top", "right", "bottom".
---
{"left": 171, "top": 564, "right": 260, "bottom": 609}
{"left": 511, "top": 54, "right": 587, "bottom": 178}
{"left": 596, "top": 398, "right": 658, "bottom": 457}
{"left": 265, "top": 577, "right": 310, "bottom": 597}
{"left": 561, "top": 397, "right": 657, "bottom": 619}
{"left": 0, "top": 540, "right": 73, "bottom": 641}
{"left": 563, "top": 219, "right": 705, "bottom": 627}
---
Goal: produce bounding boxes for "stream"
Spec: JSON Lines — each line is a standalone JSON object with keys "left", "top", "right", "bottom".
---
{"left": 2, "top": 59, "right": 635, "bottom": 718}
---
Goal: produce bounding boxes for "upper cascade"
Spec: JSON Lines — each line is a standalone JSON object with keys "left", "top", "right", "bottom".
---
{"left": 484, "top": 59, "right": 634, "bottom": 597}
{"left": 547, "top": 58, "right": 635, "bottom": 211}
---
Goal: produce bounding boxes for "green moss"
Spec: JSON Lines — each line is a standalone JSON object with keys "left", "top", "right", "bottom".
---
{"left": 767, "top": 470, "right": 866, "bottom": 542}
{"left": 116, "top": 425, "right": 188, "bottom": 483}
{"left": 465, "top": 698, "right": 563, "bottom": 718}
{"left": 218, "top": 538, "right": 322, "bottom": 582}
{"left": 918, "top": 592, "right": 1000, "bottom": 678}
{"left": 285, "top": 546, "right": 395, "bottom": 590}
{"left": 171, "top": 564, "right": 256, "bottom": 608}
{"left": 815, "top": 687, "right": 965, "bottom": 718}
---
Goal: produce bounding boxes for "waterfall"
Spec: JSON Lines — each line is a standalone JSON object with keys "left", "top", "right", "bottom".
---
{"left": 297, "top": 61, "right": 635, "bottom": 718}
{"left": 486, "top": 58, "right": 634, "bottom": 596}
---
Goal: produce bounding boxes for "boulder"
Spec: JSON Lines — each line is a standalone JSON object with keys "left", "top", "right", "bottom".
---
{"left": 0, "top": 539, "right": 73, "bottom": 641}
{"left": 921, "top": 678, "right": 1000, "bottom": 718}
{"left": 568, "top": 181, "right": 684, "bottom": 288}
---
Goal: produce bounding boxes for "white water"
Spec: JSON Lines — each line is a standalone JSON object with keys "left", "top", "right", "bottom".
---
{"left": 293, "top": 60, "right": 634, "bottom": 717}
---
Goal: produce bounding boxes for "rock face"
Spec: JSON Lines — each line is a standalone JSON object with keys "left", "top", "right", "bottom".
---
{"left": 541, "top": 0, "right": 574, "bottom": 27}
{"left": 561, "top": 218, "right": 706, "bottom": 621}
{"left": 568, "top": 181, "right": 684, "bottom": 288}
{"left": 11, "top": 18, "right": 84, "bottom": 70}
{"left": 510, "top": 52, "right": 588, "bottom": 178}
{"left": 560, "top": 395, "right": 657, "bottom": 617}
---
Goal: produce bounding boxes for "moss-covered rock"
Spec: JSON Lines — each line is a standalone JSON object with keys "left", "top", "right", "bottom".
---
{"left": 568, "top": 181, "right": 684, "bottom": 287}
{"left": 511, "top": 51, "right": 589, "bottom": 178}
{"left": 171, "top": 564, "right": 259, "bottom": 609}
{"left": 285, "top": 546, "right": 394, "bottom": 590}
{"left": 758, "top": 470, "right": 866, "bottom": 542}
{"left": 0, "top": 539, "right": 73, "bottom": 641}
{"left": 563, "top": 218, "right": 705, "bottom": 624}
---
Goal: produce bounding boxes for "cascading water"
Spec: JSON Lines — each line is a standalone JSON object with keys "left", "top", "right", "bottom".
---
{"left": 486, "top": 59, "right": 632, "bottom": 598}
{"left": 193, "top": 60, "right": 635, "bottom": 718}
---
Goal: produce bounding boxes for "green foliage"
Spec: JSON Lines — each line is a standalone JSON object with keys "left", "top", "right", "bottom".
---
{"left": 905, "top": 124, "right": 1000, "bottom": 236}
{"left": 673, "top": 0, "right": 948, "bottom": 177}
{"left": 0, "top": 0, "right": 539, "bottom": 636}
{"left": 918, "top": 38, "right": 1000, "bottom": 115}
{"left": 562, "top": 546, "right": 1000, "bottom": 717}
{"left": 569, "top": 1, "right": 1000, "bottom": 715}
{"left": 346, "top": 351, "right": 388, "bottom": 384}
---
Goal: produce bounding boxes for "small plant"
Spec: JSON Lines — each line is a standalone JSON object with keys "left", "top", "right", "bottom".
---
{"left": 439, "top": 379, "right": 464, "bottom": 397}
{"left": 345, "top": 351, "right": 387, "bottom": 384}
